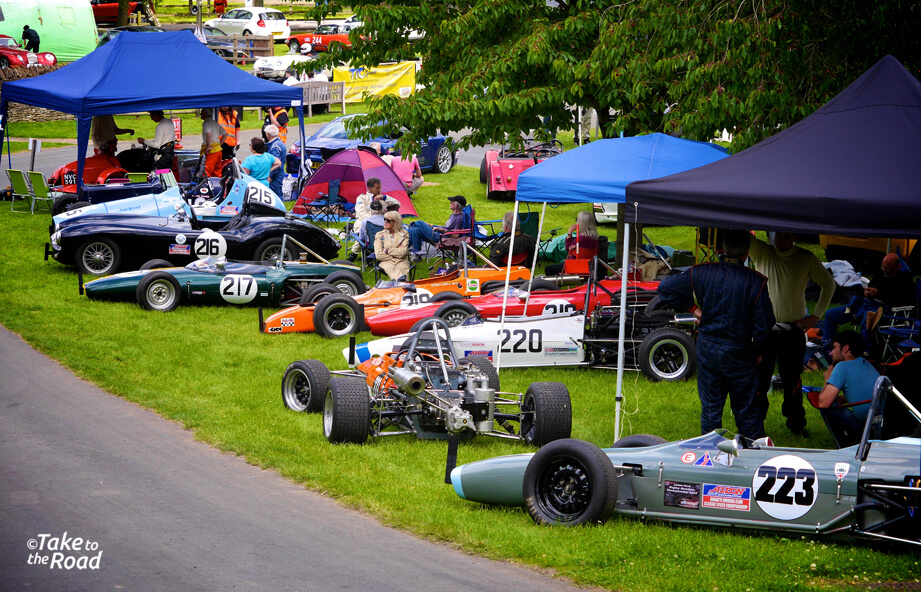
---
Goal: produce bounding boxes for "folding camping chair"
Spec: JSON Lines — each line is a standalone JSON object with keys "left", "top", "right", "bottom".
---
{"left": 306, "top": 179, "right": 343, "bottom": 227}
{"left": 26, "top": 171, "right": 63, "bottom": 214}
{"left": 876, "top": 279, "right": 921, "bottom": 363}
{"left": 695, "top": 227, "right": 722, "bottom": 263}
{"left": 7, "top": 169, "right": 33, "bottom": 213}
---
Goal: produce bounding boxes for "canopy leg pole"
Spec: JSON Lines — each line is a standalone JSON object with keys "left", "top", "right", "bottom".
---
{"left": 613, "top": 221, "right": 631, "bottom": 444}
{"left": 495, "top": 202, "right": 519, "bottom": 372}
{"left": 521, "top": 202, "right": 546, "bottom": 313}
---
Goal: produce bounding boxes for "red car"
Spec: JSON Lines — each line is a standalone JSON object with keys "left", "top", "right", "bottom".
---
{"left": 286, "top": 23, "right": 354, "bottom": 53}
{"left": 365, "top": 278, "right": 660, "bottom": 336}
{"left": 480, "top": 140, "right": 563, "bottom": 200}
{"left": 91, "top": 0, "right": 141, "bottom": 24}
{"left": 0, "top": 35, "right": 56, "bottom": 70}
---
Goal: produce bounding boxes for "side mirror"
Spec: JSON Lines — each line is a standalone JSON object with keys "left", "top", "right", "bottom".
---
{"left": 716, "top": 436, "right": 740, "bottom": 457}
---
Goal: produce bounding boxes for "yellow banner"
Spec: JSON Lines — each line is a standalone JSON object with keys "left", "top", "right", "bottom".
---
{"left": 333, "top": 62, "right": 416, "bottom": 103}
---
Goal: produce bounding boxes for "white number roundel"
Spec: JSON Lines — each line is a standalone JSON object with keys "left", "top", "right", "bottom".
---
{"left": 542, "top": 299, "right": 576, "bottom": 316}
{"left": 400, "top": 288, "right": 433, "bottom": 308}
{"left": 219, "top": 275, "right": 258, "bottom": 304}
{"left": 752, "top": 455, "right": 818, "bottom": 520}
{"left": 194, "top": 232, "right": 227, "bottom": 259}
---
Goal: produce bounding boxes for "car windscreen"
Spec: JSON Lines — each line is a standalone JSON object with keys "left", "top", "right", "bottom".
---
{"left": 314, "top": 25, "right": 339, "bottom": 34}
{"left": 0, "top": 38, "right": 16, "bottom": 48}
{"left": 313, "top": 120, "right": 349, "bottom": 140}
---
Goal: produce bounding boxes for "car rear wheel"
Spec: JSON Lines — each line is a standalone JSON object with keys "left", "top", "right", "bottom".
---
{"left": 459, "top": 356, "right": 500, "bottom": 391}
{"left": 324, "top": 270, "right": 366, "bottom": 296}
{"left": 0, "top": 57, "right": 9, "bottom": 70}
{"left": 136, "top": 271, "right": 182, "bottom": 312}
{"left": 299, "top": 282, "right": 339, "bottom": 306}
{"left": 435, "top": 300, "right": 477, "bottom": 327}
{"left": 242, "top": 30, "right": 253, "bottom": 36}
{"left": 429, "top": 291, "right": 462, "bottom": 303}
{"left": 314, "top": 294, "right": 363, "bottom": 338}
{"left": 282, "top": 359, "right": 330, "bottom": 413}
{"left": 479, "top": 157, "right": 488, "bottom": 184}
{"left": 288, "top": 39, "right": 301, "bottom": 53}
{"left": 139, "top": 259, "right": 174, "bottom": 270}
{"left": 519, "top": 382, "right": 572, "bottom": 447}
{"left": 76, "top": 238, "right": 121, "bottom": 276}
{"left": 524, "top": 439, "right": 618, "bottom": 525}
{"left": 324, "top": 376, "right": 370, "bottom": 444}
{"left": 52, "top": 195, "right": 79, "bottom": 216}
{"left": 67, "top": 201, "right": 91, "bottom": 212}
{"left": 434, "top": 145, "right": 453, "bottom": 174}
{"left": 638, "top": 327, "right": 696, "bottom": 382}
{"left": 254, "top": 237, "right": 296, "bottom": 264}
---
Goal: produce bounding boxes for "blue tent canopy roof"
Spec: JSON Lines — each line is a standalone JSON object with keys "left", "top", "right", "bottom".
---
{"left": 516, "top": 133, "right": 728, "bottom": 204}
{"left": 625, "top": 56, "right": 921, "bottom": 238}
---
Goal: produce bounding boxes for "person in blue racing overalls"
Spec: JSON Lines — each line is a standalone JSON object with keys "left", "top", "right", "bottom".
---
{"left": 657, "top": 229, "right": 775, "bottom": 442}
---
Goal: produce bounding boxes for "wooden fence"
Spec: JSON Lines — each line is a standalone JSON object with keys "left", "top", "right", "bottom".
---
{"left": 210, "top": 35, "right": 275, "bottom": 65}
{"left": 292, "top": 81, "right": 347, "bottom": 118}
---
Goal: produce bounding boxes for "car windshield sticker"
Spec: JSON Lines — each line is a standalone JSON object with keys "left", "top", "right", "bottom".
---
{"left": 194, "top": 232, "right": 227, "bottom": 259}
{"left": 680, "top": 451, "right": 697, "bottom": 464}
{"left": 169, "top": 244, "right": 191, "bottom": 255}
{"left": 542, "top": 299, "right": 576, "bottom": 315}
{"left": 466, "top": 278, "right": 480, "bottom": 292}
{"left": 219, "top": 275, "right": 258, "bottom": 304}
{"left": 464, "top": 350, "right": 493, "bottom": 362}
{"left": 702, "top": 484, "right": 751, "bottom": 512}
{"left": 835, "top": 462, "right": 849, "bottom": 479}
{"left": 753, "top": 455, "right": 818, "bottom": 520}
{"left": 694, "top": 452, "right": 713, "bottom": 466}
{"left": 175, "top": 233, "right": 187, "bottom": 245}
{"left": 245, "top": 184, "right": 275, "bottom": 205}
{"left": 400, "top": 288, "right": 433, "bottom": 308}
{"left": 664, "top": 481, "right": 700, "bottom": 510}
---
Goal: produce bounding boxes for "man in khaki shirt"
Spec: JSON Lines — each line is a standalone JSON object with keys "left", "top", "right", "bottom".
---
{"left": 750, "top": 232, "right": 835, "bottom": 437}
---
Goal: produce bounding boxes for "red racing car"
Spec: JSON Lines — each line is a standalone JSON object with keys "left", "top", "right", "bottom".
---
{"left": 366, "top": 276, "right": 660, "bottom": 336}
{"left": 480, "top": 139, "right": 563, "bottom": 200}
{"left": 286, "top": 23, "right": 354, "bottom": 54}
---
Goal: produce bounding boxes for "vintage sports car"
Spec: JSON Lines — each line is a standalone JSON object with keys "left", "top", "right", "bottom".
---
{"left": 286, "top": 23, "right": 355, "bottom": 54}
{"left": 0, "top": 35, "right": 57, "bottom": 70}
{"left": 290, "top": 114, "right": 456, "bottom": 174}
{"left": 449, "top": 377, "right": 920, "bottom": 546}
{"left": 83, "top": 255, "right": 362, "bottom": 312}
{"left": 346, "top": 307, "right": 697, "bottom": 382}
{"left": 91, "top": 1, "right": 143, "bottom": 24}
{"left": 261, "top": 258, "right": 532, "bottom": 338}
{"left": 480, "top": 140, "right": 563, "bottom": 200}
{"left": 282, "top": 319, "right": 573, "bottom": 447}
{"left": 47, "top": 200, "right": 341, "bottom": 276}
{"left": 364, "top": 276, "right": 660, "bottom": 336}
{"left": 52, "top": 172, "right": 285, "bottom": 231}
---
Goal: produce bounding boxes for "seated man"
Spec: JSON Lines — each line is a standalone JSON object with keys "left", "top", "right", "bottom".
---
{"left": 488, "top": 211, "right": 537, "bottom": 267}
{"left": 815, "top": 330, "right": 880, "bottom": 425}
{"left": 358, "top": 200, "right": 387, "bottom": 246}
{"left": 348, "top": 177, "right": 401, "bottom": 261}
{"left": 821, "top": 253, "right": 915, "bottom": 346}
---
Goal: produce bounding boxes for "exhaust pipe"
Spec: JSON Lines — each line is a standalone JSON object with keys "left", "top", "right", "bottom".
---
{"left": 388, "top": 366, "right": 426, "bottom": 396}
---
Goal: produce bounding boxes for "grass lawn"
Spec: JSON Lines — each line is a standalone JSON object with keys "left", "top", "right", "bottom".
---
{"left": 0, "top": 159, "right": 917, "bottom": 591}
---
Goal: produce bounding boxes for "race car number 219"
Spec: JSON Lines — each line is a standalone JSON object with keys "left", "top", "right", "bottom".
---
{"left": 753, "top": 455, "right": 818, "bottom": 520}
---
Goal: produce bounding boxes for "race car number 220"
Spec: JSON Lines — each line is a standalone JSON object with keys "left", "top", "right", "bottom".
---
{"left": 499, "top": 329, "right": 542, "bottom": 353}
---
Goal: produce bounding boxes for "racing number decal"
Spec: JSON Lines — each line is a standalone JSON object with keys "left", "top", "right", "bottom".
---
{"left": 400, "top": 288, "right": 433, "bottom": 308}
{"left": 245, "top": 184, "right": 275, "bottom": 205}
{"left": 499, "top": 329, "right": 542, "bottom": 353}
{"left": 219, "top": 275, "right": 258, "bottom": 304}
{"left": 193, "top": 232, "right": 227, "bottom": 259}
{"left": 542, "top": 299, "right": 576, "bottom": 315}
{"left": 752, "top": 455, "right": 817, "bottom": 520}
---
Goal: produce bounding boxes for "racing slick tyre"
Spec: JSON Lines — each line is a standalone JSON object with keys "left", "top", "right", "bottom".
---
{"left": 435, "top": 300, "right": 478, "bottom": 327}
{"left": 299, "top": 283, "right": 339, "bottom": 306}
{"left": 254, "top": 237, "right": 298, "bottom": 264}
{"left": 314, "top": 294, "right": 364, "bottom": 338}
{"left": 430, "top": 291, "right": 463, "bottom": 303}
{"left": 282, "top": 359, "right": 330, "bottom": 413}
{"left": 638, "top": 327, "right": 696, "bottom": 382}
{"left": 288, "top": 39, "right": 301, "bottom": 53}
{"left": 324, "top": 376, "right": 370, "bottom": 444}
{"left": 67, "top": 201, "right": 91, "bottom": 212}
{"left": 136, "top": 271, "right": 182, "bottom": 312}
{"left": 76, "top": 237, "right": 122, "bottom": 276}
{"left": 519, "top": 382, "right": 572, "bottom": 447}
{"left": 522, "top": 278, "right": 558, "bottom": 292}
{"left": 139, "top": 259, "right": 175, "bottom": 270}
{"left": 480, "top": 279, "right": 526, "bottom": 294}
{"left": 611, "top": 434, "right": 667, "bottom": 448}
{"left": 523, "top": 439, "right": 618, "bottom": 526}
{"left": 52, "top": 195, "right": 79, "bottom": 216}
{"left": 324, "top": 270, "right": 366, "bottom": 296}
{"left": 644, "top": 295, "right": 677, "bottom": 314}
{"left": 459, "top": 356, "right": 500, "bottom": 391}
{"left": 479, "top": 156, "right": 488, "bottom": 184}
{"left": 434, "top": 145, "right": 453, "bottom": 174}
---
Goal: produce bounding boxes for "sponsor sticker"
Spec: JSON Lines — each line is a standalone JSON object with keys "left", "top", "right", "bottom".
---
{"left": 466, "top": 278, "right": 480, "bottom": 293}
{"left": 680, "top": 451, "right": 697, "bottom": 464}
{"left": 169, "top": 244, "right": 191, "bottom": 255}
{"left": 694, "top": 452, "right": 713, "bottom": 467}
{"left": 464, "top": 350, "right": 493, "bottom": 362}
{"left": 220, "top": 206, "right": 239, "bottom": 216}
{"left": 268, "top": 326, "right": 283, "bottom": 333}
{"left": 834, "top": 462, "right": 849, "bottom": 479}
{"left": 702, "top": 484, "right": 751, "bottom": 512}
{"left": 664, "top": 481, "right": 700, "bottom": 510}
{"left": 752, "top": 455, "right": 818, "bottom": 520}
{"left": 280, "top": 318, "right": 295, "bottom": 327}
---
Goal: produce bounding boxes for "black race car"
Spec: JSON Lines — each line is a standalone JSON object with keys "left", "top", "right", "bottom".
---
{"left": 46, "top": 201, "right": 341, "bottom": 276}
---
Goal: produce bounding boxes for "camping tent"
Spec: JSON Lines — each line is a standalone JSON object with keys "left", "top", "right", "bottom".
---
{"left": 292, "top": 149, "right": 417, "bottom": 217}
{"left": 516, "top": 133, "right": 728, "bottom": 204}
{"left": 625, "top": 55, "right": 921, "bottom": 238}
{"left": 0, "top": 31, "right": 307, "bottom": 192}
{"left": 0, "top": 0, "right": 97, "bottom": 62}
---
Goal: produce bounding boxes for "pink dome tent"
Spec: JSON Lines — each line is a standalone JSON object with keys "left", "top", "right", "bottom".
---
{"left": 292, "top": 149, "right": 417, "bottom": 217}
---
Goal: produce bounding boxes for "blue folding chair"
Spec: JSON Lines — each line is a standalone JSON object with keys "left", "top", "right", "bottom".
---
{"left": 307, "top": 178, "right": 342, "bottom": 226}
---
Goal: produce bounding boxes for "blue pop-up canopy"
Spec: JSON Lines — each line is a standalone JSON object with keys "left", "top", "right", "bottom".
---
{"left": 516, "top": 133, "right": 728, "bottom": 204}
{"left": 0, "top": 31, "right": 307, "bottom": 191}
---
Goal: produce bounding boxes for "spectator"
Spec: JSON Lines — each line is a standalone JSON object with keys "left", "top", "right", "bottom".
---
{"left": 656, "top": 229, "right": 774, "bottom": 443}
{"left": 375, "top": 211, "right": 411, "bottom": 280}
{"left": 262, "top": 106, "right": 289, "bottom": 144}
{"left": 264, "top": 124, "right": 287, "bottom": 197}
{"left": 241, "top": 137, "right": 280, "bottom": 188}
{"left": 751, "top": 232, "right": 836, "bottom": 437}
{"left": 815, "top": 331, "right": 879, "bottom": 424}
{"left": 199, "top": 108, "right": 228, "bottom": 178}
{"left": 312, "top": 69, "right": 329, "bottom": 82}
{"left": 544, "top": 211, "right": 599, "bottom": 274}
{"left": 348, "top": 177, "right": 400, "bottom": 261}
{"left": 91, "top": 115, "right": 134, "bottom": 156}
{"left": 21, "top": 25, "right": 39, "bottom": 52}
{"left": 390, "top": 149, "right": 424, "bottom": 194}
{"left": 821, "top": 253, "right": 916, "bottom": 347}
{"left": 488, "top": 212, "right": 537, "bottom": 268}
{"left": 217, "top": 106, "right": 241, "bottom": 160}
{"left": 213, "top": 0, "right": 226, "bottom": 15}
{"left": 408, "top": 195, "right": 467, "bottom": 252}
{"left": 137, "top": 110, "right": 175, "bottom": 170}
{"left": 282, "top": 68, "right": 301, "bottom": 87}
{"left": 367, "top": 141, "right": 392, "bottom": 164}
{"left": 358, "top": 200, "right": 387, "bottom": 245}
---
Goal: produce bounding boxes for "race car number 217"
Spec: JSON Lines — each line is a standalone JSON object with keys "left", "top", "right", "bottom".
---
{"left": 753, "top": 455, "right": 817, "bottom": 520}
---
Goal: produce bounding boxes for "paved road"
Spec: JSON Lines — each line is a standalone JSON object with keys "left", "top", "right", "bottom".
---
{"left": 0, "top": 326, "right": 584, "bottom": 592}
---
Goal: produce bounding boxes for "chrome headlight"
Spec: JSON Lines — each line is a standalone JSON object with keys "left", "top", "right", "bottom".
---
{"left": 50, "top": 231, "right": 61, "bottom": 250}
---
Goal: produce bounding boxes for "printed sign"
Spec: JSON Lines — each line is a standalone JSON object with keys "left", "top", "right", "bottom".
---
{"left": 333, "top": 62, "right": 416, "bottom": 103}
{"left": 753, "top": 455, "right": 817, "bottom": 520}
{"left": 702, "top": 484, "right": 751, "bottom": 512}
{"left": 664, "top": 481, "right": 700, "bottom": 510}
{"left": 542, "top": 299, "right": 576, "bottom": 315}
{"left": 694, "top": 452, "right": 713, "bottom": 467}
{"left": 220, "top": 206, "right": 239, "bottom": 216}
{"left": 245, "top": 184, "right": 276, "bottom": 206}
{"left": 466, "top": 278, "right": 480, "bottom": 293}
{"left": 834, "top": 462, "right": 849, "bottom": 479}
{"left": 464, "top": 350, "right": 493, "bottom": 362}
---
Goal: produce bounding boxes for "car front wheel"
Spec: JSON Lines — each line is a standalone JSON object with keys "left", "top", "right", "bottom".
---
{"left": 136, "top": 271, "right": 182, "bottom": 312}
{"left": 282, "top": 359, "right": 330, "bottom": 413}
{"left": 76, "top": 238, "right": 121, "bottom": 276}
{"left": 288, "top": 39, "right": 300, "bottom": 53}
{"left": 434, "top": 145, "right": 453, "bottom": 174}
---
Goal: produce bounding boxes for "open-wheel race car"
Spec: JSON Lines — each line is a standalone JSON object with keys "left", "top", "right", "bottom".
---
{"left": 480, "top": 139, "right": 563, "bottom": 200}
{"left": 282, "top": 319, "right": 573, "bottom": 446}
{"left": 450, "top": 376, "right": 921, "bottom": 546}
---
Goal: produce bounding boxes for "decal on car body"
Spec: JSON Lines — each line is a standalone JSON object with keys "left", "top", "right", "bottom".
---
{"left": 400, "top": 288, "right": 433, "bottom": 308}
{"left": 680, "top": 451, "right": 697, "bottom": 464}
{"left": 194, "top": 232, "right": 227, "bottom": 259}
{"left": 702, "top": 484, "right": 751, "bottom": 512}
{"left": 542, "top": 300, "right": 577, "bottom": 315}
{"left": 219, "top": 275, "right": 258, "bottom": 304}
{"left": 664, "top": 481, "right": 700, "bottom": 510}
{"left": 169, "top": 244, "right": 191, "bottom": 255}
{"left": 175, "top": 233, "right": 187, "bottom": 244}
{"left": 753, "top": 455, "right": 817, "bottom": 520}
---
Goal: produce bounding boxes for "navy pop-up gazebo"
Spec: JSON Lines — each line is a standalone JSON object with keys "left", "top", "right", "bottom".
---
{"left": 0, "top": 31, "right": 308, "bottom": 193}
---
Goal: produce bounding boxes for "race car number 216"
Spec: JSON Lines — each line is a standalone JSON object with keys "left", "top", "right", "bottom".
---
{"left": 752, "top": 455, "right": 818, "bottom": 520}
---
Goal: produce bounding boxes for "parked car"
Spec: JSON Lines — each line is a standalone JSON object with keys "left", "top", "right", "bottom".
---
{"left": 290, "top": 114, "right": 456, "bottom": 174}
{"left": 205, "top": 8, "right": 290, "bottom": 42}
{"left": 0, "top": 35, "right": 56, "bottom": 69}
{"left": 91, "top": 0, "right": 142, "bottom": 24}
{"left": 252, "top": 53, "right": 321, "bottom": 81}
{"left": 96, "top": 25, "right": 166, "bottom": 47}
{"left": 480, "top": 140, "right": 563, "bottom": 200}
{"left": 177, "top": 25, "right": 237, "bottom": 59}
{"left": 286, "top": 23, "right": 354, "bottom": 54}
